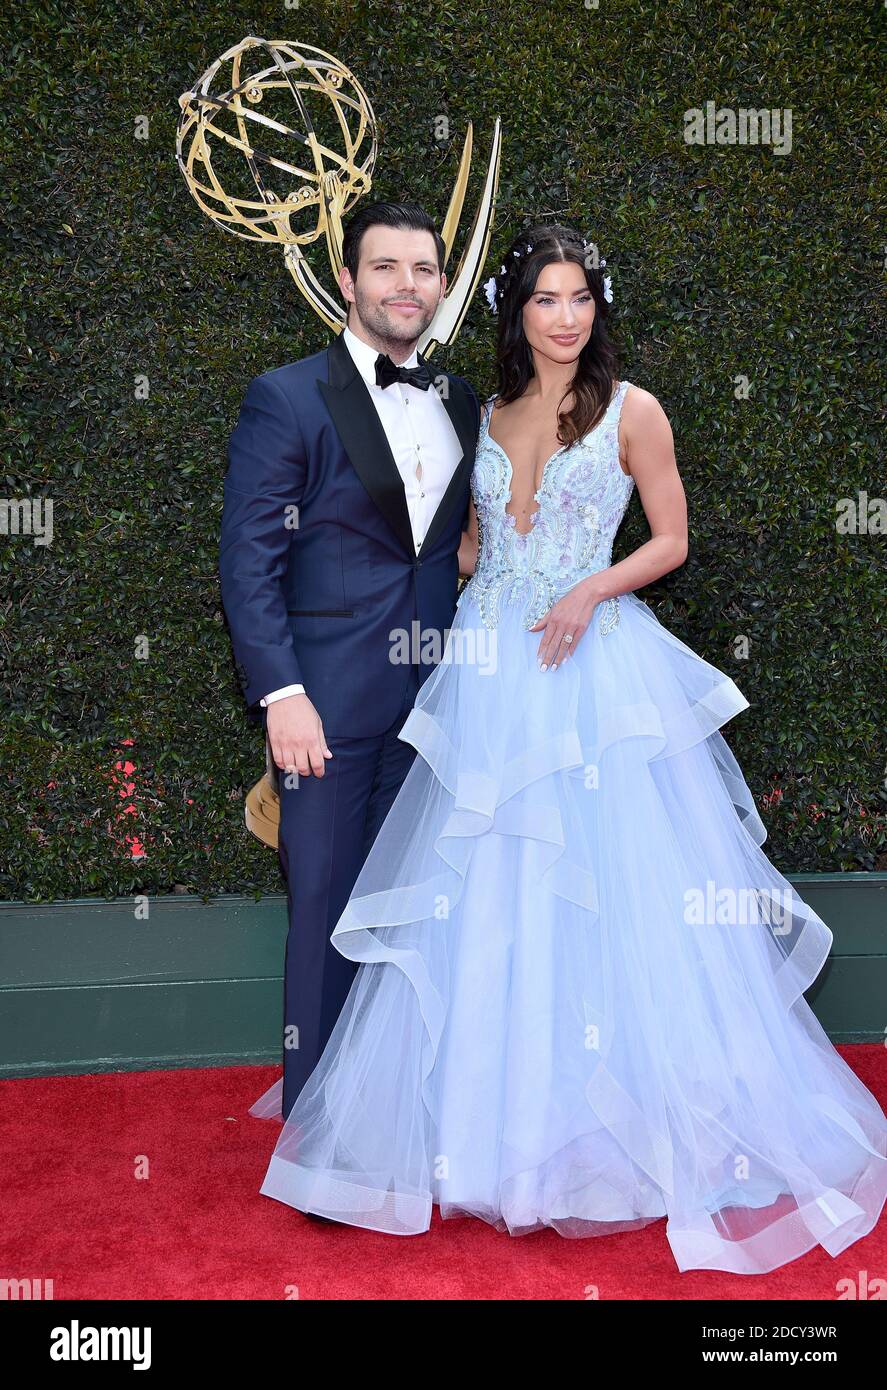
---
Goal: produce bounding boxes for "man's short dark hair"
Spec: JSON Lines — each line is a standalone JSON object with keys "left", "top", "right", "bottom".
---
{"left": 341, "top": 201, "right": 446, "bottom": 280}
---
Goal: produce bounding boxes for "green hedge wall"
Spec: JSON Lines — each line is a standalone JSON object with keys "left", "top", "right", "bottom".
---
{"left": 2, "top": 0, "right": 884, "bottom": 901}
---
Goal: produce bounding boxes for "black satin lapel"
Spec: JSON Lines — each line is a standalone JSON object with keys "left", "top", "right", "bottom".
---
{"left": 318, "top": 333, "right": 416, "bottom": 557}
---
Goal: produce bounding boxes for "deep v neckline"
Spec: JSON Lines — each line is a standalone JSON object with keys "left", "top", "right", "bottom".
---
{"left": 483, "top": 386, "right": 621, "bottom": 535}
{"left": 484, "top": 412, "right": 565, "bottom": 501}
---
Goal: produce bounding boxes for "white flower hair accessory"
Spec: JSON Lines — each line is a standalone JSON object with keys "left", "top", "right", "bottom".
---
{"left": 602, "top": 264, "right": 614, "bottom": 303}
{"left": 482, "top": 236, "right": 614, "bottom": 314}
{"left": 483, "top": 240, "right": 536, "bottom": 315}
{"left": 483, "top": 265, "right": 506, "bottom": 312}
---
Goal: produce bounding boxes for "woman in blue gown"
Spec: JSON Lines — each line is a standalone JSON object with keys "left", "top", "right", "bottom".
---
{"left": 248, "top": 224, "right": 887, "bottom": 1274}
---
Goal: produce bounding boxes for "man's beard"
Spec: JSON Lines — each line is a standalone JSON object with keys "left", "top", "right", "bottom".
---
{"left": 353, "top": 289, "right": 438, "bottom": 349}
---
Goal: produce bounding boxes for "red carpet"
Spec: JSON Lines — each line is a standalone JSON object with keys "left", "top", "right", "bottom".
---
{"left": 3, "top": 1053, "right": 885, "bottom": 1300}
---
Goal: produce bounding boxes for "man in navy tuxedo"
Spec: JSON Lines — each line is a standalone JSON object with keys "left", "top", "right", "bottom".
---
{"left": 220, "top": 202, "right": 480, "bottom": 1120}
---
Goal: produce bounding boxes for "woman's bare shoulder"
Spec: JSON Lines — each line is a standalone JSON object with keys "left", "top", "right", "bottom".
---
{"left": 620, "top": 383, "right": 673, "bottom": 437}
{"left": 621, "top": 382, "right": 666, "bottom": 414}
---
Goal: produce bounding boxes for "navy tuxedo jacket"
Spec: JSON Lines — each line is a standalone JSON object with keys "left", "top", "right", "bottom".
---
{"left": 219, "top": 331, "right": 480, "bottom": 737}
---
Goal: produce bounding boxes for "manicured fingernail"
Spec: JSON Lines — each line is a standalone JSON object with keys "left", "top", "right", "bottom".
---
{"left": 551, "top": 663, "right": 558, "bottom": 670}
{"left": 540, "top": 663, "right": 547, "bottom": 671}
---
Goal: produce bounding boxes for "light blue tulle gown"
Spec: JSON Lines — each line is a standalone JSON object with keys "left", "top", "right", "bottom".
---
{"left": 249, "top": 381, "right": 887, "bottom": 1274}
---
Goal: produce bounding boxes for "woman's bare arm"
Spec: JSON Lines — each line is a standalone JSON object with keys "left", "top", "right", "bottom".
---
{"left": 591, "top": 386, "right": 688, "bottom": 601}
{"left": 458, "top": 497, "right": 479, "bottom": 577}
{"left": 530, "top": 387, "right": 689, "bottom": 668}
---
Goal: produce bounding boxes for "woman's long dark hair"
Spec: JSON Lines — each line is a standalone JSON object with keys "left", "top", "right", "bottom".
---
{"left": 491, "top": 223, "right": 620, "bottom": 447}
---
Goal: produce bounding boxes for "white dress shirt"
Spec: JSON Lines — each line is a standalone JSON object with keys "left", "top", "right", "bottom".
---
{"left": 261, "top": 324, "right": 464, "bottom": 708}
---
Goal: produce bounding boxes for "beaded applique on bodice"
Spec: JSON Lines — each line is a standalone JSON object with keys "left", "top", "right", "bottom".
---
{"left": 458, "top": 380, "right": 636, "bottom": 632}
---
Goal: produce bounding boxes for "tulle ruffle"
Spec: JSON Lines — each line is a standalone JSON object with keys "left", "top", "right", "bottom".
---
{"left": 250, "top": 590, "right": 887, "bottom": 1273}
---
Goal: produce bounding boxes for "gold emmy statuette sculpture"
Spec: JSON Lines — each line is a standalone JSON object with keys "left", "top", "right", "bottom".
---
{"left": 177, "top": 36, "right": 502, "bottom": 847}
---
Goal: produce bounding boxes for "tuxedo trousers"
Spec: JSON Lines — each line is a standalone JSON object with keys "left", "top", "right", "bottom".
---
{"left": 277, "top": 666, "right": 421, "bottom": 1119}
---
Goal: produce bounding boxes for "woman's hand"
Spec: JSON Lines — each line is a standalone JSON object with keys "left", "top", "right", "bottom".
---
{"left": 528, "top": 575, "right": 605, "bottom": 670}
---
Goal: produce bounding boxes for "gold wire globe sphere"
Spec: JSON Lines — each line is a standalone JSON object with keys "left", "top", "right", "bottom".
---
{"left": 176, "top": 35, "right": 378, "bottom": 249}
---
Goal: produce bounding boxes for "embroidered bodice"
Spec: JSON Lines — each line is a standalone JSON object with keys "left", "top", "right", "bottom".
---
{"left": 459, "top": 380, "right": 636, "bottom": 632}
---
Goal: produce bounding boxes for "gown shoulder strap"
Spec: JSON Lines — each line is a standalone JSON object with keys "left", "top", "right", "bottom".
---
{"left": 481, "top": 395, "right": 498, "bottom": 427}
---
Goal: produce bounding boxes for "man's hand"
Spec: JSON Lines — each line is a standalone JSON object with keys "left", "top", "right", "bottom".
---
{"left": 266, "top": 693, "right": 332, "bottom": 778}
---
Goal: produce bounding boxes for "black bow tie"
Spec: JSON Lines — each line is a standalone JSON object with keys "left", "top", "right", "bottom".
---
{"left": 374, "top": 353, "right": 432, "bottom": 391}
